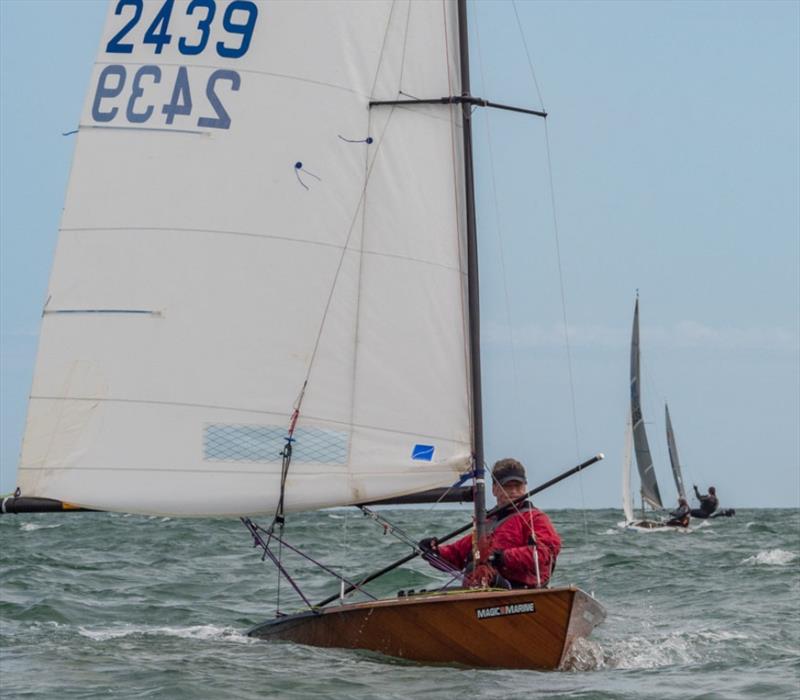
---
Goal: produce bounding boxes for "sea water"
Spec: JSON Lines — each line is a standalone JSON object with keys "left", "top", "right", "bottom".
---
{"left": 1, "top": 508, "right": 798, "bottom": 699}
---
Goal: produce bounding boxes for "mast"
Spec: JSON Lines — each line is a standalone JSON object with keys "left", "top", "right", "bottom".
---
{"left": 457, "top": 0, "right": 487, "bottom": 542}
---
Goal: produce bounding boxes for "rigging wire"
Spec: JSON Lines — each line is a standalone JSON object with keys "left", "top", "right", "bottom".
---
{"left": 507, "top": 3, "right": 584, "bottom": 468}
{"left": 510, "top": 0, "right": 594, "bottom": 589}
{"left": 471, "top": 0, "right": 523, "bottom": 421}
{"left": 244, "top": 517, "right": 378, "bottom": 607}
{"left": 541, "top": 121, "right": 586, "bottom": 496}
{"left": 359, "top": 506, "right": 466, "bottom": 590}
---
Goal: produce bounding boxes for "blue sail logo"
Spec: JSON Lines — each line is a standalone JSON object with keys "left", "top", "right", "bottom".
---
{"left": 411, "top": 444, "right": 435, "bottom": 461}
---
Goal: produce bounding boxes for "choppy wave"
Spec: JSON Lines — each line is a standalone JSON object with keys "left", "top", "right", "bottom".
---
{"left": 19, "top": 522, "right": 62, "bottom": 532}
{"left": 564, "top": 629, "right": 752, "bottom": 671}
{"left": 78, "top": 623, "right": 253, "bottom": 643}
{"left": 741, "top": 549, "right": 797, "bottom": 566}
{"left": 2, "top": 507, "right": 798, "bottom": 699}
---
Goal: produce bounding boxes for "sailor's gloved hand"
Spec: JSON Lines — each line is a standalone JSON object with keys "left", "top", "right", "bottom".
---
{"left": 487, "top": 550, "right": 504, "bottom": 568}
{"left": 418, "top": 537, "right": 439, "bottom": 554}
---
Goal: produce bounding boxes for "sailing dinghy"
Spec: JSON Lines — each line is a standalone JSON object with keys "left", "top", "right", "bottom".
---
{"left": 665, "top": 403, "right": 688, "bottom": 502}
{"left": 7, "top": 0, "right": 605, "bottom": 668}
{"left": 622, "top": 297, "right": 676, "bottom": 530}
{"left": 666, "top": 404, "right": 735, "bottom": 520}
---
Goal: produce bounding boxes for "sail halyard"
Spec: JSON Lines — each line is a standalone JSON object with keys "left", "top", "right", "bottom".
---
{"left": 630, "top": 297, "right": 663, "bottom": 510}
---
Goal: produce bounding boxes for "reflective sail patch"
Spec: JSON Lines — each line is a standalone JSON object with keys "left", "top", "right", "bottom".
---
{"left": 411, "top": 444, "right": 434, "bottom": 461}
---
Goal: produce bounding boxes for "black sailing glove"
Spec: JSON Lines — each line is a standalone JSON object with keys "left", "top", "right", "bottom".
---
{"left": 418, "top": 537, "right": 439, "bottom": 554}
{"left": 488, "top": 550, "right": 504, "bottom": 568}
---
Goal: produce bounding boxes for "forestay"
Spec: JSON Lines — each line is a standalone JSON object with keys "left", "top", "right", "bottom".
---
{"left": 17, "top": 0, "right": 472, "bottom": 516}
{"left": 629, "top": 298, "right": 662, "bottom": 509}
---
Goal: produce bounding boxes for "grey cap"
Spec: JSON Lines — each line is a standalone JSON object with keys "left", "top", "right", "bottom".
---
{"left": 491, "top": 458, "right": 527, "bottom": 486}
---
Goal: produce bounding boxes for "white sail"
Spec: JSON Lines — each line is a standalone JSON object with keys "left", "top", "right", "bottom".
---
{"left": 621, "top": 414, "right": 634, "bottom": 523}
{"left": 622, "top": 412, "right": 633, "bottom": 523}
{"left": 17, "top": 0, "right": 472, "bottom": 516}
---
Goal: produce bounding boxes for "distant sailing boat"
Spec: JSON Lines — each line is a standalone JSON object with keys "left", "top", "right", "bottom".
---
{"left": 622, "top": 297, "right": 673, "bottom": 529}
{"left": 667, "top": 403, "right": 736, "bottom": 520}
{"left": 665, "top": 403, "right": 687, "bottom": 502}
{"left": 3, "top": 0, "right": 605, "bottom": 669}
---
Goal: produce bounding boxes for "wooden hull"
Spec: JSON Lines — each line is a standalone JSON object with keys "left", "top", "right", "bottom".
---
{"left": 247, "top": 587, "right": 605, "bottom": 670}
{"left": 626, "top": 519, "right": 689, "bottom": 531}
{"left": 627, "top": 519, "right": 668, "bottom": 529}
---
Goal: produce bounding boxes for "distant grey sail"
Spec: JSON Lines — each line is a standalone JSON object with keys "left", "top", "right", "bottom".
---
{"left": 629, "top": 298, "right": 663, "bottom": 509}
{"left": 665, "top": 403, "right": 687, "bottom": 501}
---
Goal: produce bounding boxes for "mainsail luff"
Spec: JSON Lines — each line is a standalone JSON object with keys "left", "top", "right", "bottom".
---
{"left": 630, "top": 297, "right": 663, "bottom": 509}
{"left": 665, "top": 403, "right": 687, "bottom": 501}
{"left": 16, "top": 0, "right": 472, "bottom": 516}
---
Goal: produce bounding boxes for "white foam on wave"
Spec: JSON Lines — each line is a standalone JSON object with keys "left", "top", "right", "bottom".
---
{"left": 562, "top": 629, "right": 750, "bottom": 672}
{"left": 608, "top": 633, "right": 696, "bottom": 669}
{"left": 742, "top": 549, "right": 797, "bottom": 566}
{"left": 20, "top": 522, "right": 62, "bottom": 532}
{"left": 77, "top": 624, "right": 254, "bottom": 644}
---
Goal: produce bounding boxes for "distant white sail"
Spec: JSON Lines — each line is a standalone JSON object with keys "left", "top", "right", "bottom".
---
{"left": 622, "top": 415, "right": 634, "bottom": 523}
{"left": 665, "top": 403, "right": 687, "bottom": 501}
{"left": 630, "top": 298, "right": 662, "bottom": 509}
{"left": 17, "top": 0, "right": 472, "bottom": 516}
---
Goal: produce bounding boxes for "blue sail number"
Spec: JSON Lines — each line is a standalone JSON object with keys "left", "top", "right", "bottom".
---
{"left": 106, "top": 0, "right": 258, "bottom": 58}
{"left": 143, "top": 0, "right": 174, "bottom": 54}
{"left": 106, "top": 0, "right": 143, "bottom": 54}
{"left": 179, "top": 0, "right": 216, "bottom": 55}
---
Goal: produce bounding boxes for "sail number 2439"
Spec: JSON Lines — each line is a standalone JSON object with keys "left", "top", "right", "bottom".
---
{"left": 93, "top": 0, "right": 259, "bottom": 130}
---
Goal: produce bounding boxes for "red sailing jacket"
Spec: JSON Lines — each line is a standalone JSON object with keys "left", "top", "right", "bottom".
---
{"left": 436, "top": 505, "right": 561, "bottom": 588}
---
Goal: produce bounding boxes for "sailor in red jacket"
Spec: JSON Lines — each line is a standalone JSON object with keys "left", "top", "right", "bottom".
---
{"left": 419, "top": 459, "right": 561, "bottom": 588}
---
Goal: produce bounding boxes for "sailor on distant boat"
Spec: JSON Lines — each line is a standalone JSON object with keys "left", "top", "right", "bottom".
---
{"left": 691, "top": 485, "right": 719, "bottom": 519}
{"left": 690, "top": 485, "right": 736, "bottom": 518}
{"left": 666, "top": 497, "right": 691, "bottom": 527}
{"left": 419, "top": 459, "right": 561, "bottom": 589}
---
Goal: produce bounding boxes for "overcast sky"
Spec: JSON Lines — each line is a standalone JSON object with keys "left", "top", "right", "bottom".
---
{"left": 1, "top": 0, "right": 798, "bottom": 509}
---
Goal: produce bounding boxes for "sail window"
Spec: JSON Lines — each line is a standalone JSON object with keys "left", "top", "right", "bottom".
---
{"left": 203, "top": 424, "right": 347, "bottom": 464}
